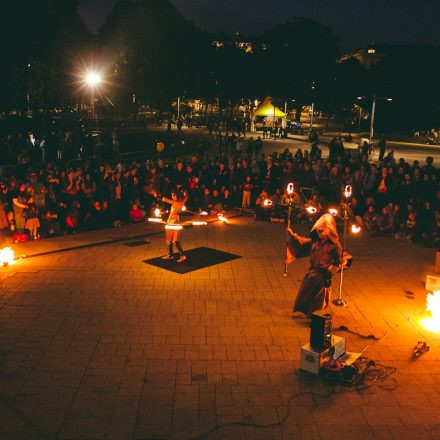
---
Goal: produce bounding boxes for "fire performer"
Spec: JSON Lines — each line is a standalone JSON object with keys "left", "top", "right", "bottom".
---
{"left": 161, "top": 188, "right": 188, "bottom": 262}
{"left": 286, "top": 213, "right": 352, "bottom": 317}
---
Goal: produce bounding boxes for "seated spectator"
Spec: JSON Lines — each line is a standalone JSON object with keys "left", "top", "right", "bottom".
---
{"left": 99, "top": 200, "right": 113, "bottom": 228}
{"left": 378, "top": 206, "right": 393, "bottom": 235}
{"left": 222, "top": 188, "right": 234, "bottom": 210}
{"left": 210, "top": 189, "right": 223, "bottom": 214}
{"left": 129, "top": 202, "right": 144, "bottom": 223}
{"left": 65, "top": 200, "right": 84, "bottom": 234}
{"left": 200, "top": 188, "right": 214, "bottom": 214}
{"left": 418, "top": 200, "right": 436, "bottom": 245}
{"left": 395, "top": 211, "right": 417, "bottom": 241}
{"left": 363, "top": 205, "right": 379, "bottom": 234}
{"left": 255, "top": 189, "right": 272, "bottom": 221}
{"left": 40, "top": 209, "right": 62, "bottom": 238}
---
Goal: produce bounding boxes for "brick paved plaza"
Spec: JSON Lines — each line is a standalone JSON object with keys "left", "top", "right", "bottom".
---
{"left": 1, "top": 215, "right": 440, "bottom": 439}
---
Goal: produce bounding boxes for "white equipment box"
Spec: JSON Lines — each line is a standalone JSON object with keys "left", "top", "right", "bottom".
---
{"left": 426, "top": 274, "right": 440, "bottom": 292}
{"left": 300, "top": 335, "right": 345, "bottom": 375}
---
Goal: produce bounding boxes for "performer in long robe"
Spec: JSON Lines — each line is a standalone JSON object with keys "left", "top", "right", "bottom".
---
{"left": 287, "top": 213, "right": 352, "bottom": 317}
{"left": 161, "top": 188, "right": 188, "bottom": 262}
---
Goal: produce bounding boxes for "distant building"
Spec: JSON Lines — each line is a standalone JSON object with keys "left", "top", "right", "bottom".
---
{"left": 338, "top": 43, "right": 386, "bottom": 69}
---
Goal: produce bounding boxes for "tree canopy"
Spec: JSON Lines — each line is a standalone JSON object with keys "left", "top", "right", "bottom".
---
{"left": 1, "top": 0, "right": 439, "bottom": 133}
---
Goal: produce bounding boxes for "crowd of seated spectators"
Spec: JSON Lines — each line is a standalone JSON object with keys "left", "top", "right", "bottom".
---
{"left": 0, "top": 128, "right": 439, "bottom": 248}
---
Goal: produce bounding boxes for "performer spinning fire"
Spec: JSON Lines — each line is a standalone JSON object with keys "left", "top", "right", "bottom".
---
{"left": 286, "top": 213, "right": 352, "bottom": 317}
{"left": 161, "top": 188, "right": 188, "bottom": 262}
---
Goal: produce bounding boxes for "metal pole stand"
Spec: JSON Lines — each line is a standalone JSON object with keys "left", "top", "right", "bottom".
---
{"left": 333, "top": 202, "right": 348, "bottom": 307}
{"left": 283, "top": 197, "right": 293, "bottom": 277}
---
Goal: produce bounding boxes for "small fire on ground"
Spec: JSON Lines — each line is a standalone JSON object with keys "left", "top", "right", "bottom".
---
{"left": 420, "top": 290, "right": 440, "bottom": 333}
{"left": 0, "top": 247, "right": 14, "bottom": 266}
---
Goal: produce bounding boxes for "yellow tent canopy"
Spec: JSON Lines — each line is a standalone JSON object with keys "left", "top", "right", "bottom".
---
{"left": 252, "top": 97, "right": 286, "bottom": 118}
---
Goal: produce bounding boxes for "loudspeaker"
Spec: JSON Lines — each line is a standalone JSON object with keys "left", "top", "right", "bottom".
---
{"left": 310, "top": 311, "right": 333, "bottom": 349}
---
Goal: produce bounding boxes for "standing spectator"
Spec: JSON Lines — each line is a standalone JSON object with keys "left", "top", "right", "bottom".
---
{"left": 13, "top": 183, "right": 28, "bottom": 234}
{"left": 242, "top": 175, "right": 253, "bottom": 209}
{"left": 24, "top": 195, "right": 40, "bottom": 240}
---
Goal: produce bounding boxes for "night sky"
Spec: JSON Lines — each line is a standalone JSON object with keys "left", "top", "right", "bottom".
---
{"left": 79, "top": 0, "right": 440, "bottom": 51}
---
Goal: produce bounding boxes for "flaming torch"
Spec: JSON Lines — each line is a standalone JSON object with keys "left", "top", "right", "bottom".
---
{"left": 306, "top": 206, "right": 317, "bottom": 214}
{"left": 351, "top": 224, "right": 361, "bottom": 234}
{"left": 420, "top": 290, "right": 440, "bottom": 333}
{"left": 344, "top": 185, "right": 352, "bottom": 200}
{"left": 263, "top": 199, "right": 273, "bottom": 207}
{"left": 0, "top": 247, "right": 14, "bottom": 267}
{"left": 217, "top": 214, "right": 228, "bottom": 223}
{"left": 328, "top": 208, "right": 338, "bottom": 216}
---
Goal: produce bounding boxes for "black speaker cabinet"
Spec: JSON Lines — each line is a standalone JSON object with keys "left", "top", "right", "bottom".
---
{"left": 310, "top": 311, "right": 333, "bottom": 350}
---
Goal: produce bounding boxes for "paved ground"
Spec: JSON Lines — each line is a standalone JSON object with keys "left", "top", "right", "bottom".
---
{"left": 1, "top": 216, "right": 440, "bottom": 439}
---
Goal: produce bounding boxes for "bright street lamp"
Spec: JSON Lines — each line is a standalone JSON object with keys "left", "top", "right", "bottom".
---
{"left": 85, "top": 72, "right": 101, "bottom": 87}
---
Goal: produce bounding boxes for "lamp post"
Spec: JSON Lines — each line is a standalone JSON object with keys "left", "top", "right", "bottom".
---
{"left": 357, "top": 95, "right": 392, "bottom": 155}
{"left": 369, "top": 93, "right": 376, "bottom": 147}
{"left": 84, "top": 72, "right": 102, "bottom": 130}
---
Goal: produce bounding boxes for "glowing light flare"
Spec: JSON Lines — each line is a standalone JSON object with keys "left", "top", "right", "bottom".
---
{"left": 344, "top": 185, "right": 352, "bottom": 199}
{"left": 0, "top": 247, "right": 14, "bottom": 267}
{"left": 165, "top": 224, "right": 183, "bottom": 230}
{"left": 85, "top": 72, "right": 102, "bottom": 87}
{"left": 192, "top": 221, "right": 207, "bottom": 226}
{"left": 263, "top": 199, "right": 273, "bottom": 207}
{"left": 420, "top": 290, "right": 440, "bottom": 333}
{"left": 218, "top": 214, "right": 228, "bottom": 223}
{"left": 351, "top": 224, "right": 361, "bottom": 234}
{"left": 154, "top": 208, "right": 161, "bottom": 218}
{"left": 328, "top": 208, "right": 338, "bottom": 216}
{"left": 306, "top": 206, "right": 317, "bottom": 214}
{"left": 200, "top": 211, "right": 208, "bottom": 216}
{"left": 148, "top": 218, "right": 163, "bottom": 223}
{"left": 287, "top": 183, "right": 294, "bottom": 195}
{"left": 182, "top": 205, "right": 187, "bottom": 212}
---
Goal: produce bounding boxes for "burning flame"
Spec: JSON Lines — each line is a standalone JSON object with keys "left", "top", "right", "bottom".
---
{"left": 344, "top": 185, "right": 352, "bottom": 199}
{"left": 328, "top": 208, "right": 338, "bottom": 216}
{"left": 192, "top": 221, "right": 207, "bottom": 226}
{"left": 182, "top": 205, "right": 187, "bottom": 212}
{"left": 218, "top": 214, "right": 228, "bottom": 223}
{"left": 306, "top": 206, "right": 317, "bottom": 214}
{"left": 263, "top": 199, "right": 273, "bottom": 207}
{"left": 287, "top": 183, "right": 294, "bottom": 195}
{"left": 154, "top": 208, "right": 161, "bottom": 218}
{"left": 148, "top": 218, "right": 163, "bottom": 223}
{"left": 420, "top": 290, "right": 440, "bottom": 333}
{"left": 0, "top": 247, "right": 14, "bottom": 266}
{"left": 351, "top": 224, "right": 361, "bottom": 234}
{"left": 200, "top": 211, "right": 208, "bottom": 216}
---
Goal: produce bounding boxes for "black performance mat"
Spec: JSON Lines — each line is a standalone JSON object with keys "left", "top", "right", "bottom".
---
{"left": 143, "top": 246, "right": 241, "bottom": 274}
{"left": 124, "top": 240, "right": 151, "bottom": 247}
